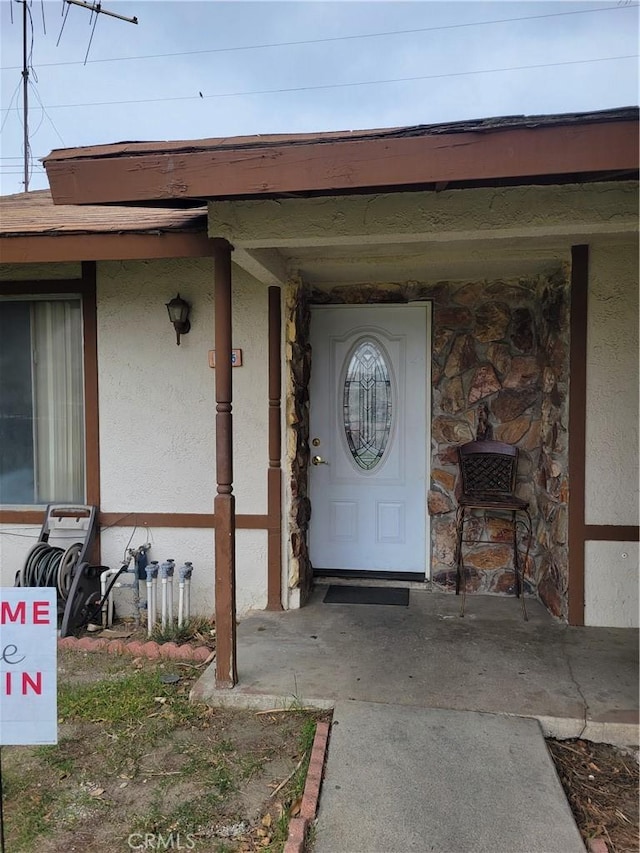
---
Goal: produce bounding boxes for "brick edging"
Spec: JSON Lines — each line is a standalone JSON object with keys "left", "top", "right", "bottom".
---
{"left": 284, "top": 720, "right": 331, "bottom": 853}
{"left": 57, "top": 635, "right": 214, "bottom": 663}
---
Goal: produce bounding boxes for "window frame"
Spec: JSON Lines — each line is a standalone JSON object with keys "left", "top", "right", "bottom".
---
{"left": 0, "top": 262, "right": 99, "bottom": 522}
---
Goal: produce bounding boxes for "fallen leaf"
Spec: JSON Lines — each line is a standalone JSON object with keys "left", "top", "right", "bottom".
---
{"left": 261, "top": 813, "right": 272, "bottom": 828}
{"left": 289, "top": 796, "right": 302, "bottom": 817}
{"left": 89, "top": 788, "right": 105, "bottom": 798}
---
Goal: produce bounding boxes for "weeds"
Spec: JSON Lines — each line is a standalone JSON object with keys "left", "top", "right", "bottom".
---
{"left": 150, "top": 615, "right": 216, "bottom": 646}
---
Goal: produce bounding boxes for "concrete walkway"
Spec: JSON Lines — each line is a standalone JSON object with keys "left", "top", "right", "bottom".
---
{"left": 314, "top": 701, "right": 585, "bottom": 853}
{"left": 192, "top": 585, "right": 638, "bottom": 853}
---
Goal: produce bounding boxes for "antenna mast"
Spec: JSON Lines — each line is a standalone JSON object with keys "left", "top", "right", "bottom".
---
{"left": 20, "top": 0, "right": 29, "bottom": 191}
{"left": 16, "top": 0, "right": 138, "bottom": 192}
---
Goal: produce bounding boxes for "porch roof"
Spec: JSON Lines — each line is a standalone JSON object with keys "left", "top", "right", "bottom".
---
{"left": 0, "top": 190, "right": 211, "bottom": 263}
{"left": 42, "top": 107, "right": 639, "bottom": 207}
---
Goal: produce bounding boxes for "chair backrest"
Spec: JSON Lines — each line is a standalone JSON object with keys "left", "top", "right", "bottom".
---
{"left": 458, "top": 440, "right": 518, "bottom": 497}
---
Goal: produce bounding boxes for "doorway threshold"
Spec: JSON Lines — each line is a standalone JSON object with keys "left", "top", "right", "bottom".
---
{"left": 313, "top": 569, "right": 428, "bottom": 589}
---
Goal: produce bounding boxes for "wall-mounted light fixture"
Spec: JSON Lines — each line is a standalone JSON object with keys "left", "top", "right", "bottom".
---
{"left": 165, "top": 293, "right": 191, "bottom": 345}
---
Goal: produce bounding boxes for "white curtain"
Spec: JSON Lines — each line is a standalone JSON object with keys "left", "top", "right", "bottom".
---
{"left": 32, "top": 300, "right": 84, "bottom": 503}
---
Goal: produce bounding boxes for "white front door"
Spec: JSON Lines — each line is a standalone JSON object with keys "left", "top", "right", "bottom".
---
{"left": 309, "top": 305, "right": 429, "bottom": 574}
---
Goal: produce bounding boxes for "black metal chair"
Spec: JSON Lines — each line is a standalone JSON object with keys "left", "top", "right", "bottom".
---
{"left": 454, "top": 440, "right": 532, "bottom": 620}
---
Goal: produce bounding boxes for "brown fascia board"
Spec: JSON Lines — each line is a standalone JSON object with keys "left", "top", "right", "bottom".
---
{"left": 44, "top": 119, "right": 639, "bottom": 206}
{"left": 0, "top": 231, "right": 216, "bottom": 264}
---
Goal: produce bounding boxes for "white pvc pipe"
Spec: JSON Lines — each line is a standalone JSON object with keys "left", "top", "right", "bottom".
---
{"left": 167, "top": 573, "right": 174, "bottom": 625}
{"left": 161, "top": 576, "right": 168, "bottom": 630}
{"left": 146, "top": 575, "right": 153, "bottom": 636}
{"left": 151, "top": 574, "right": 157, "bottom": 625}
{"left": 100, "top": 567, "right": 120, "bottom": 628}
{"left": 178, "top": 580, "right": 185, "bottom": 628}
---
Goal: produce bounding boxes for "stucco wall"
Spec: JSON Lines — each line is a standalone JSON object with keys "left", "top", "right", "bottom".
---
{"left": 96, "top": 258, "right": 270, "bottom": 614}
{"left": 0, "top": 262, "right": 82, "bottom": 280}
{"left": 0, "top": 259, "right": 271, "bottom": 615}
{"left": 584, "top": 238, "right": 639, "bottom": 628}
{"left": 585, "top": 240, "right": 639, "bottom": 525}
{"left": 585, "top": 542, "right": 639, "bottom": 628}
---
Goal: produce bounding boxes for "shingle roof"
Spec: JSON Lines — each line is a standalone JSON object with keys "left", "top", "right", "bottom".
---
{"left": 0, "top": 189, "right": 207, "bottom": 238}
{"left": 43, "top": 107, "right": 639, "bottom": 163}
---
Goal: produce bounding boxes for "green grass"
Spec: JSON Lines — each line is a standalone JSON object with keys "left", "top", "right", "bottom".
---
{"left": 58, "top": 669, "right": 166, "bottom": 724}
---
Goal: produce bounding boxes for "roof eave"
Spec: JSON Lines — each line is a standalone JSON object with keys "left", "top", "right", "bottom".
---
{"left": 44, "top": 118, "right": 640, "bottom": 206}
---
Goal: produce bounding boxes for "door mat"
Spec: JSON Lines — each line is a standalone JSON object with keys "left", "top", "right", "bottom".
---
{"left": 323, "top": 585, "right": 409, "bottom": 606}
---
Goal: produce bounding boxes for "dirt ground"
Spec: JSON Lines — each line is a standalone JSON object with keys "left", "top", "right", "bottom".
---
{"left": 2, "top": 648, "right": 326, "bottom": 853}
{"left": 547, "top": 738, "right": 639, "bottom": 853}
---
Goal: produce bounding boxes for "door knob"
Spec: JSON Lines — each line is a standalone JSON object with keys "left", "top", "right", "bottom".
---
{"left": 312, "top": 455, "right": 328, "bottom": 466}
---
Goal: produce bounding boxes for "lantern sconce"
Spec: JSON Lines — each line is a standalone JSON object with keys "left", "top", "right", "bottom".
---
{"left": 165, "top": 293, "right": 191, "bottom": 345}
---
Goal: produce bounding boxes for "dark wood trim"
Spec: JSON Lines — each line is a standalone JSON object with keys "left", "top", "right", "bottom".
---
{"left": 585, "top": 525, "right": 640, "bottom": 542}
{"left": 0, "top": 510, "right": 45, "bottom": 524}
{"left": 0, "top": 510, "right": 272, "bottom": 529}
{"left": 45, "top": 121, "right": 639, "bottom": 205}
{"left": 81, "top": 262, "right": 101, "bottom": 563}
{"left": 0, "top": 279, "right": 84, "bottom": 295}
{"left": 266, "top": 286, "right": 283, "bottom": 611}
{"left": 212, "top": 239, "right": 238, "bottom": 689}
{"left": 98, "top": 512, "right": 269, "bottom": 529}
{"left": 81, "top": 263, "right": 100, "bottom": 510}
{"left": 0, "top": 232, "right": 215, "bottom": 265}
{"left": 568, "top": 245, "right": 589, "bottom": 626}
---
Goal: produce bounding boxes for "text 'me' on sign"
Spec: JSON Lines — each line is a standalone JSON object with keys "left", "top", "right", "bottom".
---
{"left": 0, "top": 587, "right": 58, "bottom": 745}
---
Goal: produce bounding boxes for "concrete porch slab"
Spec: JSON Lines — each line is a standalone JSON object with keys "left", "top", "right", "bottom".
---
{"left": 191, "top": 585, "right": 639, "bottom": 747}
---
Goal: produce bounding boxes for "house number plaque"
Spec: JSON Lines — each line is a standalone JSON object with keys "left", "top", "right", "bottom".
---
{"left": 208, "top": 349, "right": 243, "bottom": 368}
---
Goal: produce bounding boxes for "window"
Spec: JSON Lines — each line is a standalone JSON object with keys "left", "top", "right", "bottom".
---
{"left": 342, "top": 338, "right": 393, "bottom": 471}
{"left": 0, "top": 297, "right": 85, "bottom": 505}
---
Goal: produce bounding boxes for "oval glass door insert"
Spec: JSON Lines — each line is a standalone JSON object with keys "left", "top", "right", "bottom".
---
{"left": 343, "top": 339, "right": 393, "bottom": 470}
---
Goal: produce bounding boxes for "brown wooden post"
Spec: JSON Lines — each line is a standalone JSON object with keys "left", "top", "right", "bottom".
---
{"left": 212, "top": 238, "right": 238, "bottom": 687}
{"left": 267, "top": 286, "right": 283, "bottom": 610}
{"left": 568, "top": 244, "right": 589, "bottom": 626}
{"left": 80, "top": 261, "right": 101, "bottom": 565}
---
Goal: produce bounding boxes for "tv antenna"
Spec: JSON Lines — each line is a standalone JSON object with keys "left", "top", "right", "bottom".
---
{"left": 14, "top": 0, "right": 138, "bottom": 192}
{"left": 57, "top": 1, "right": 138, "bottom": 65}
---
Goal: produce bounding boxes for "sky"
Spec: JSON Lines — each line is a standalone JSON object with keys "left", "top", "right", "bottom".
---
{"left": 0, "top": 0, "right": 638, "bottom": 196}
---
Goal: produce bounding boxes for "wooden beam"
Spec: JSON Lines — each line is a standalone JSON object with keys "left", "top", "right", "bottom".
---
{"left": 584, "top": 525, "right": 640, "bottom": 542}
{"left": 267, "top": 286, "right": 283, "bottom": 611}
{"left": 45, "top": 121, "right": 639, "bottom": 205}
{"left": 212, "top": 238, "right": 238, "bottom": 689}
{"left": 0, "top": 510, "right": 275, "bottom": 529}
{"left": 568, "top": 245, "right": 589, "bottom": 626}
{"left": 0, "top": 232, "right": 214, "bottom": 264}
{"left": 82, "top": 262, "right": 100, "bottom": 510}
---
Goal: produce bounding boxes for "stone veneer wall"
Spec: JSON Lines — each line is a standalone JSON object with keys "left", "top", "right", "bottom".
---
{"left": 285, "top": 270, "right": 571, "bottom": 617}
{"left": 284, "top": 277, "right": 314, "bottom": 603}
{"left": 533, "top": 272, "right": 571, "bottom": 619}
{"left": 427, "top": 270, "right": 570, "bottom": 608}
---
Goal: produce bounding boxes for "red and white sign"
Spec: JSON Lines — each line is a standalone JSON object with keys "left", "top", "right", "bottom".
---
{"left": 0, "top": 587, "right": 58, "bottom": 745}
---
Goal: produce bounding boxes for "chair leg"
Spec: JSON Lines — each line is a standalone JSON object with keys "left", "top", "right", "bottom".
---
{"left": 513, "top": 509, "right": 529, "bottom": 622}
{"left": 455, "top": 506, "right": 468, "bottom": 617}
{"left": 454, "top": 505, "right": 464, "bottom": 596}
